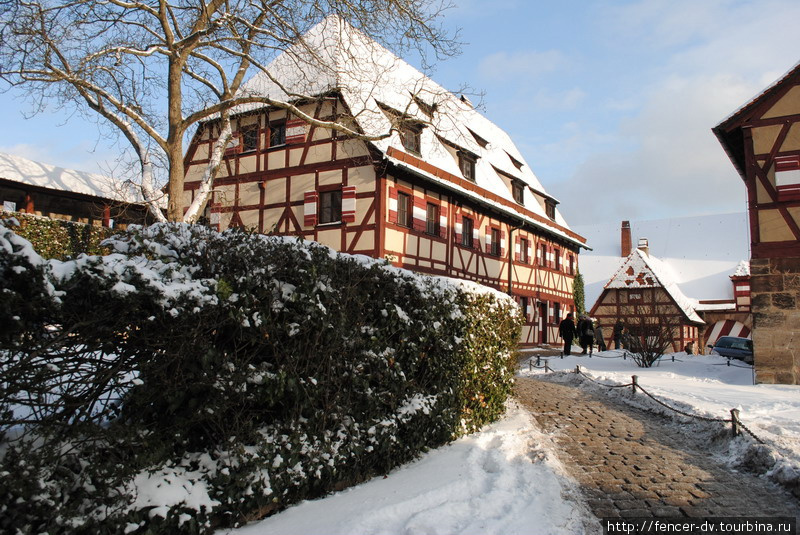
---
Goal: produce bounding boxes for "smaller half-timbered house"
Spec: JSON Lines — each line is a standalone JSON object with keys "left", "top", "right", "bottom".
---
{"left": 590, "top": 238, "right": 705, "bottom": 353}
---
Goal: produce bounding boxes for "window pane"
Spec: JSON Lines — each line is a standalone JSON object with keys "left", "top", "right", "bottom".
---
{"left": 462, "top": 217, "right": 472, "bottom": 247}
{"left": 320, "top": 190, "right": 342, "bottom": 224}
{"left": 491, "top": 228, "right": 500, "bottom": 256}
{"left": 242, "top": 126, "right": 259, "bottom": 151}
{"left": 397, "top": 192, "right": 411, "bottom": 227}
{"left": 459, "top": 155, "right": 475, "bottom": 181}
{"left": 401, "top": 125, "right": 420, "bottom": 154}
{"left": 270, "top": 122, "right": 286, "bottom": 147}
{"left": 426, "top": 203, "right": 439, "bottom": 235}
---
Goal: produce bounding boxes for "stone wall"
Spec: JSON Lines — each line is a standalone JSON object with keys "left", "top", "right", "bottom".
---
{"left": 750, "top": 257, "right": 800, "bottom": 384}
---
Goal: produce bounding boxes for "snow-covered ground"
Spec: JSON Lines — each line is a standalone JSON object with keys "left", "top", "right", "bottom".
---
{"left": 223, "top": 350, "right": 800, "bottom": 535}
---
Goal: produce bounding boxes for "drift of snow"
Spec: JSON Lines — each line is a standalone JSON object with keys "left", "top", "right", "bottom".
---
{"left": 224, "top": 404, "right": 597, "bottom": 535}
{"left": 226, "top": 350, "right": 800, "bottom": 535}
{"left": 520, "top": 351, "right": 800, "bottom": 487}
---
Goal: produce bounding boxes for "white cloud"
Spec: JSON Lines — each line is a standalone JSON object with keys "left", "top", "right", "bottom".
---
{"left": 477, "top": 49, "right": 568, "bottom": 82}
{"left": 549, "top": 0, "right": 800, "bottom": 227}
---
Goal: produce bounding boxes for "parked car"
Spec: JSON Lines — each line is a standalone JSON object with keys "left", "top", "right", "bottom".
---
{"left": 708, "top": 336, "right": 753, "bottom": 364}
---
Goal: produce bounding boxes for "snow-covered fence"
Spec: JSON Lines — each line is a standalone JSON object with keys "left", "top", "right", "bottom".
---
{"left": 572, "top": 366, "right": 765, "bottom": 444}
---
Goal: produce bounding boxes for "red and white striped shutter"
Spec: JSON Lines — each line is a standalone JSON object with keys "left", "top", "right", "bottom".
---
{"left": 526, "top": 301, "right": 533, "bottom": 323}
{"left": 775, "top": 155, "right": 800, "bottom": 200}
{"left": 514, "top": 236, "right": 521, "bottom": 262}
{"left": 472, "top": 226, "right": 480, "bottom": 250}
{"left": 454, "top": 213, "right": 462, "bottom": 242}
{"left": 549, "top": 246, "right": 555, "bottom": 269}
{"left": 303, "top": 191, "right": 318, "bottom": 227}
{"left": 388, "top": 187, "right": 398, "bottom": 224}
{"left": 438, "top": 205, "right": 448, "bottom": 239}
{"left": 342, "top": 185, "right": 356, "bottom": 223}
{"left": 285, "top": 118, "right": 307, "bottom": 144}
{"left": 412, "top": 197, "right": 427, "bottom": 232}
{"left": 526, "top": 240, "right": 533, "bottom": 265}
{"left": 484, "top": 227, "right": 492, "bottom": 254}
{"left": 500, "top": 231, "right": 506, "bottom": 257}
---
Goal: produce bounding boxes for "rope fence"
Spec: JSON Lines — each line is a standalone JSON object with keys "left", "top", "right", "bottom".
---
{"left": 569, "top": 365, "right": 765, "bottom": 445}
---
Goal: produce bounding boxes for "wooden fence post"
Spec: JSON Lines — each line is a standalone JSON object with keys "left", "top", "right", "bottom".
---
{"left": 632, "top": 375, "right": 638, "bottom": 394}
{"left": 730, "top": 408, "right": 741, "bottom": 436}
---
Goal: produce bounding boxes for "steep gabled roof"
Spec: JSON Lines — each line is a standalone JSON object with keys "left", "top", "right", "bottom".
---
{"left": 0, "top": 152, "right": 143, "bottom": 203}
{"left": 713, "top": 61, "right": 800, "bottom": 181}
{"left": 238, "top": 16, "right": 584, "bottom": 248}
{"left": 604, "top": 248, "right": 704, "bottom": 324}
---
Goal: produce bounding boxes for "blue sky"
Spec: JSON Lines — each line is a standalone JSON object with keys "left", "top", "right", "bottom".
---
{"left": 1, "top": 0, "right": 799, "bottom": 226}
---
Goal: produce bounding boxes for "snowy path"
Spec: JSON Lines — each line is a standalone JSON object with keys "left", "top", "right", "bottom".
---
{"left": 225, "top": 405, "right": 597, "bottom": 535}
{"left": 516, "top": 376, "right": 800, "bottom": 520}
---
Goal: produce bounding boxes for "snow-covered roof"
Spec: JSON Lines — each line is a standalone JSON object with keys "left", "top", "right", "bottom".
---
{"left": 576, "top": 213, "right": 750, "bottom": 309}
{"left": 0, "top": 152, "right": 143, "bottom": 204}
{"left": 732, "top": 260, "right": 750, "bottom": 277}
{"left": 238, "top": 16, "right": 582, "bottom": 247}
{"left": 715, "top": 60, "right": 800, "bottom": 128}
{"left": 604, "top": 247, "right": 704, "bottom": 324}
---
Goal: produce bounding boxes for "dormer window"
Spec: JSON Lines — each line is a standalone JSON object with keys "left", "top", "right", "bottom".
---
{"left": 506, "top": 151, "right": 524, "bottom": 171}
{"left": 458, "top": 152, "right": 476, "bottom": 182}
{"left": 467, "top": 128, "right": 489, "bottom": 149}
{"left": 512, "top": 180, "right": 524, "bottom": 205}
{"left": 400, "top": 123, "right": 422, "bottom": 155}
{"left": 545, "top": 199, "right": 556, "bottom": 220}
{"left": 412, "top": 95, "right": 437, "bottom": 117}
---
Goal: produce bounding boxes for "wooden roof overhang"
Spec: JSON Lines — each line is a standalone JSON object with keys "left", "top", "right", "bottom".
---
{"left": 383, "top": 146, "right": 589, "bottom": 252}
{"left": 712, "top": 62, "right": 800, "bottom": 182}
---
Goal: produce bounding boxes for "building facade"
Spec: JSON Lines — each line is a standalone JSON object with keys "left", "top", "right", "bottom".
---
{"left": 0, "top": 152, "right": 150, "bottom": 228}
{"left": 589, "top": 222, "right": 751, "bottom": 353}
{"left": 714, "top": 61, "right": 800, "bottom": 383}
{"left": 182, "top": 18, "right": 587, "bottom": 346}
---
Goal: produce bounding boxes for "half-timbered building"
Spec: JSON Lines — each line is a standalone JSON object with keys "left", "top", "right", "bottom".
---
{"left": 0, "top": 152, "right": 150, "bottom": 227}
{"left": 182, "top": 16, "right": 587, "bottom": 346}
{"left": 713, "top": 61, "right": 800, "bottom": 383}
{"left": 590, "top": 237, "right": 705, "bottom": 353}
{"left": 588, "top": 221, "right": 752, "bottom": 353}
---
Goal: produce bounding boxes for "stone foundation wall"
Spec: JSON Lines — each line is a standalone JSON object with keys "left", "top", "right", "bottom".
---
{"left": 750, "top": 257, "right": 800, "bottom": 384}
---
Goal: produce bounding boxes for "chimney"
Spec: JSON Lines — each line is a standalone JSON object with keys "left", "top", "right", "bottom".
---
{"left": 621, "top": 221, "right": 632, "bottom": 257}
{"left": 637, "top": 237, "right": 649, "bottom": 256}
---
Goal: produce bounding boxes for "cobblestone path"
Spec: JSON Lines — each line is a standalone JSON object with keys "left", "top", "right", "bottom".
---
{"left": 515, "top": 377, "right": 800, "bottom": 521}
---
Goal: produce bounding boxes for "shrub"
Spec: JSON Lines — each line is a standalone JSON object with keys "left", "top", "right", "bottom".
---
{"left": 0, "top": 222, "right": 521, "bottom": 534}
{"left": 0, "top": 212, "right": 115, "bottom": 259}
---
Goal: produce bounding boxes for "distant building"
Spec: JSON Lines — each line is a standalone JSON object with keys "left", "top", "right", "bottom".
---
{"left": 713, "top": 61, "right": 800, "bottom": 384}
{"left": 589, "top": 221, "right": 751, "bottom": 353}
{"left": 0, "top": 152, "right": 150, "bottom": 227}
{"left": 182, "top": 16, "right": 587, "bottom": 346}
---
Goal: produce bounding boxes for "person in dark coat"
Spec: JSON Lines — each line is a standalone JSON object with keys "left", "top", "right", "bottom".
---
{"left": 558, "top": 313, "right": 576, "bottom": 356}
{"left": 577, "top": 315, "right": 594, "bottom": 355}
{"left": 594, "top": 321, "right": 607, "bottom": 352}
{"left": 613, "top": 320, "right": 625, "bottom": 349}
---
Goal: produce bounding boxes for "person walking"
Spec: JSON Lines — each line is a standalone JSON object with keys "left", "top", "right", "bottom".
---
{"left": 594, "top": 321, "right": 607, "bottom": 352}
{"left": 577, "top": 315, "right": 594, "bottom": 355}
{"left": 558, "top": 313, "right": 576, "bottom": 356}
{"left": 613, "top": 320, "right": 625, "bottom": 350}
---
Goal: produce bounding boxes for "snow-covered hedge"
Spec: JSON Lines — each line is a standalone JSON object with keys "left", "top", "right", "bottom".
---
{"left": 1, "top": 211, "right": 115, "bottom": 259}
{"left": 0, "top": 221, "right": 521, "bottom": 534}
